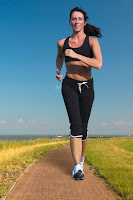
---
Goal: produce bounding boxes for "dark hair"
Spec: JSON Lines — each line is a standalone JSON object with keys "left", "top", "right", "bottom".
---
{"left": 70, "top": 7, "right": 102, "bottom": 38}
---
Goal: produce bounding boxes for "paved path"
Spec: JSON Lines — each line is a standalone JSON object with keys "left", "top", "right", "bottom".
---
{"left": 4, "top": 145, "right": 121, "bottom": 200}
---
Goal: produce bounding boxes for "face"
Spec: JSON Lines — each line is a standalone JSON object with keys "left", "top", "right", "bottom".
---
{"left": 69, "top": 11, "right": 87, "bottom": 32}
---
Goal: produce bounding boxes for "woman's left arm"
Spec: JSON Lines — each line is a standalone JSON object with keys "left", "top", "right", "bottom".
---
{"left": 65, "top": 37, "right": 103, "bottom": 70}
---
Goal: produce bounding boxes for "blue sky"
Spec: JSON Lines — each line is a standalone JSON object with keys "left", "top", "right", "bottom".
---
{"left": 0, "top": 0, "right": 133, "bottom": 136}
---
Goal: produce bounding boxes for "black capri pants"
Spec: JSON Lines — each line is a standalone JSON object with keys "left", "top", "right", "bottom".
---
{"left": 61, "top": 75, "right": 95, "bottom": 141}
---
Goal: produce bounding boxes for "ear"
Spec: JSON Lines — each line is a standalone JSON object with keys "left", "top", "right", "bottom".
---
{"left": 69, "top": 19, "right": 72, "bottom": 26}
{"left": 84, "top": 20, "right": 87, "bottom": 26}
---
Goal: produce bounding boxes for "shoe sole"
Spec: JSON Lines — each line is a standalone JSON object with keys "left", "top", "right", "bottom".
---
{"left": 73, "top": 170, "right": 84, "bottom": 180}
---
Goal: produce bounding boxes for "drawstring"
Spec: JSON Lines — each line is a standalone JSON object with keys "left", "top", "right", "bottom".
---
{"left": 77, "top": 82, "right": 89, "bottom": 93}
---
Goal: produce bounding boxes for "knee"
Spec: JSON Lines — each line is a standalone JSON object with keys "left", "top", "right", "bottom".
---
{"left": 82, "top": 128, "right": 88, "bottom": 141}
{"left": 69, "top": 124, "right": 83, "bottom": 138}
{"left": 82, "top": 134, "right": 87, "bottom": 141}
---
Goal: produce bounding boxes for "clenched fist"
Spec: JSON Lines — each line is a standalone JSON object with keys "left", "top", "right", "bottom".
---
{"left": 65, "top": 49, "right": 78, "bottom": 58}
{"left": 56, "top": 74, "right": 63, "bottom": 81}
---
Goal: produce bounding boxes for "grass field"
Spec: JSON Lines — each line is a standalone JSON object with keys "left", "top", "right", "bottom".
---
{"left": 0, "top": 138, "right": 69, "bottom": 197}
{"left": 85, "top": 137, "right": 133, "bottom": 200}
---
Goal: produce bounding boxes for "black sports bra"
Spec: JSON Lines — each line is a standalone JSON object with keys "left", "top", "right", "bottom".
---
{"left": 62, "top": 35, "right": 94, "bottom": 62}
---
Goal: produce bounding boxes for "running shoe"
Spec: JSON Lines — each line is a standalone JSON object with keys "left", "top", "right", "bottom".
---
{"left": 80, "top": 162, "right": 84, "bottom": 172}
{"left": 72, "top": 163, "right": 84, "bottom": 180}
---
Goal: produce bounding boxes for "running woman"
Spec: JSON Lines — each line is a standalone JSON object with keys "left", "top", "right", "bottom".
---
{"left": 56, "top": 7, "right": 103, "bottom": 180}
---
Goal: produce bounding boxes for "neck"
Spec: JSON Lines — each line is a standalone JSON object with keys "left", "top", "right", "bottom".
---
{"left": 71, "top": 30, "right": 86, "bottom": 40}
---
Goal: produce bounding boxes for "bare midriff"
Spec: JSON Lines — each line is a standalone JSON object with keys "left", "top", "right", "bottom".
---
{"left": 66, "top": 61, "right": 93, "bottom": 81}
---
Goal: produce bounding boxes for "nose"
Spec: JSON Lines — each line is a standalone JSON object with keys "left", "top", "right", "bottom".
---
{"left": 75, "top": 19, "right": 79, "bottom": 23}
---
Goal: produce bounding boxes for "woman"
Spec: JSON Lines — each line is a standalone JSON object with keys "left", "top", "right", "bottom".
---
{"left": 56, "top": 7, "right": 102, "bottom": 180}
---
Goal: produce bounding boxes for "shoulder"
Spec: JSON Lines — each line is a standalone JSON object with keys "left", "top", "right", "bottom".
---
{"left": 89, "top": 36, "right": 99, "bottom": 47}
{"left": 57, "top": 38, "right": 67, "bottom": 49}
{"left": 57, "top": 38, "right": 67, "bottom": 57}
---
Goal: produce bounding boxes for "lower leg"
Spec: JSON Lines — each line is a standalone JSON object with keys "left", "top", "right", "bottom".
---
{"left": 81, "top": 139, "right": 87, "bottom": 158}
{"left": 70, "top": 137, "right": 82, "bottom": 165}
{"left": 79, "top": 140, "right": 87, "bottom": 173}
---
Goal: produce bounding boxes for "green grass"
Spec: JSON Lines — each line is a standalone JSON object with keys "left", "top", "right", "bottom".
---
{"left": 0, "top": 138, "right": 69, "bottom": 197}
{"left": 85, "top": 137, "right": 133, "bottom": 200}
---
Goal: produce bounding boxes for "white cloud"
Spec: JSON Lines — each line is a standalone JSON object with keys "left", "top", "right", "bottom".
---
{"left": 28, "top": 120, "right": 48, "bottom": 125}
{"left": 17, "top": 118, "right": 24, "bottom": 125}
{"left": 114, "top": 121, "right": 127, "bottom": 126}
{"left": 0, "top": 120, "right": 7, "bottom": 124}
{"left": 101, "top": 121, "right": 109, "bottom": 126}
{"left": 101, "top": 121, "right": 133, "bottom": 126}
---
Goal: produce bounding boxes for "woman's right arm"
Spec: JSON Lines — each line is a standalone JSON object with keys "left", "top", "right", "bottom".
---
{"left": 56, "top": 39, "right": 65, "bottom": 81}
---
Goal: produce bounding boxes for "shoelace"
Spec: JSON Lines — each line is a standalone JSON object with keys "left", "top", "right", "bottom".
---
{"left": 77, "top": 82, "right": 89, "bottom": 93}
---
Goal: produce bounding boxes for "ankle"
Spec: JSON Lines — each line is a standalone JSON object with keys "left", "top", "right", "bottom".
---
{"left": 75, "top": 163, "right": 81, "bottom": 167}
{"left": 80, "top": 156, "right": 85, "bottom": 163}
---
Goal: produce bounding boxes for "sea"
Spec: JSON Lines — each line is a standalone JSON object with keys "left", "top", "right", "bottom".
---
{"left": 0, "top": 134, "right": 132, "bottom": 141}
{"left": 0, "top": 135, "right": 59, "bottom": 141}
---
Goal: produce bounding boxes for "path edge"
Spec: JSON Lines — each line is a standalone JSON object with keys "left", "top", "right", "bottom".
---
{"left": 0, "top": 144, "right": 69, "bottom": 200}
{"left": 1, "top": 158, "right": 38, "bottom": 200}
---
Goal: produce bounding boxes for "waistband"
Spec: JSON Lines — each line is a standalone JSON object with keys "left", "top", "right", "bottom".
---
{"left": 63, "top": 75, "right": 93, "bottom": 93}
{"left": 64, "top": 75, "right": 93, "bottom": 83}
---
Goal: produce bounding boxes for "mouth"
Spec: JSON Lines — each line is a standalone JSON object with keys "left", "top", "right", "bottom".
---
{"left": 74, "top": 25, "right": 80, "bottom": 28}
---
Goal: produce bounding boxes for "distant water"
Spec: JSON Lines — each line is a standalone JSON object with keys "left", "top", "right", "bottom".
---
{"left": 0, "top": 135, "right": 58, "bottom": 141}
{"left": 0, "top": 134, "right": 132, "bottom": 141}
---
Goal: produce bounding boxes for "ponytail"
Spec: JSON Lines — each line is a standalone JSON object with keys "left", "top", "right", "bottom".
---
{"left": 84, "top": 23, "right": 102, "bottom": 38}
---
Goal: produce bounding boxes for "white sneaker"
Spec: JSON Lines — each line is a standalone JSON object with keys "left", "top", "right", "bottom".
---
{"left": 72, "top": 163, "right": 84, "bottom": 180}
{"left": 80, "top": 162, "right": 84, "bottom": 172}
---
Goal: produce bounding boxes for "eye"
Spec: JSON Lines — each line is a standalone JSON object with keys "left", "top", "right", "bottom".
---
{"left": 72, "top": 18, "right": 76, "bottom": 21}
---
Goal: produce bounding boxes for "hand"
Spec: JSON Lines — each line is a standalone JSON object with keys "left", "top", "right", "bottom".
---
{"left": 65, "top": 49, "right": 78, "bottom": 58}
{"left": 56, "top": 74, "right": 63, "bottom": 81}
